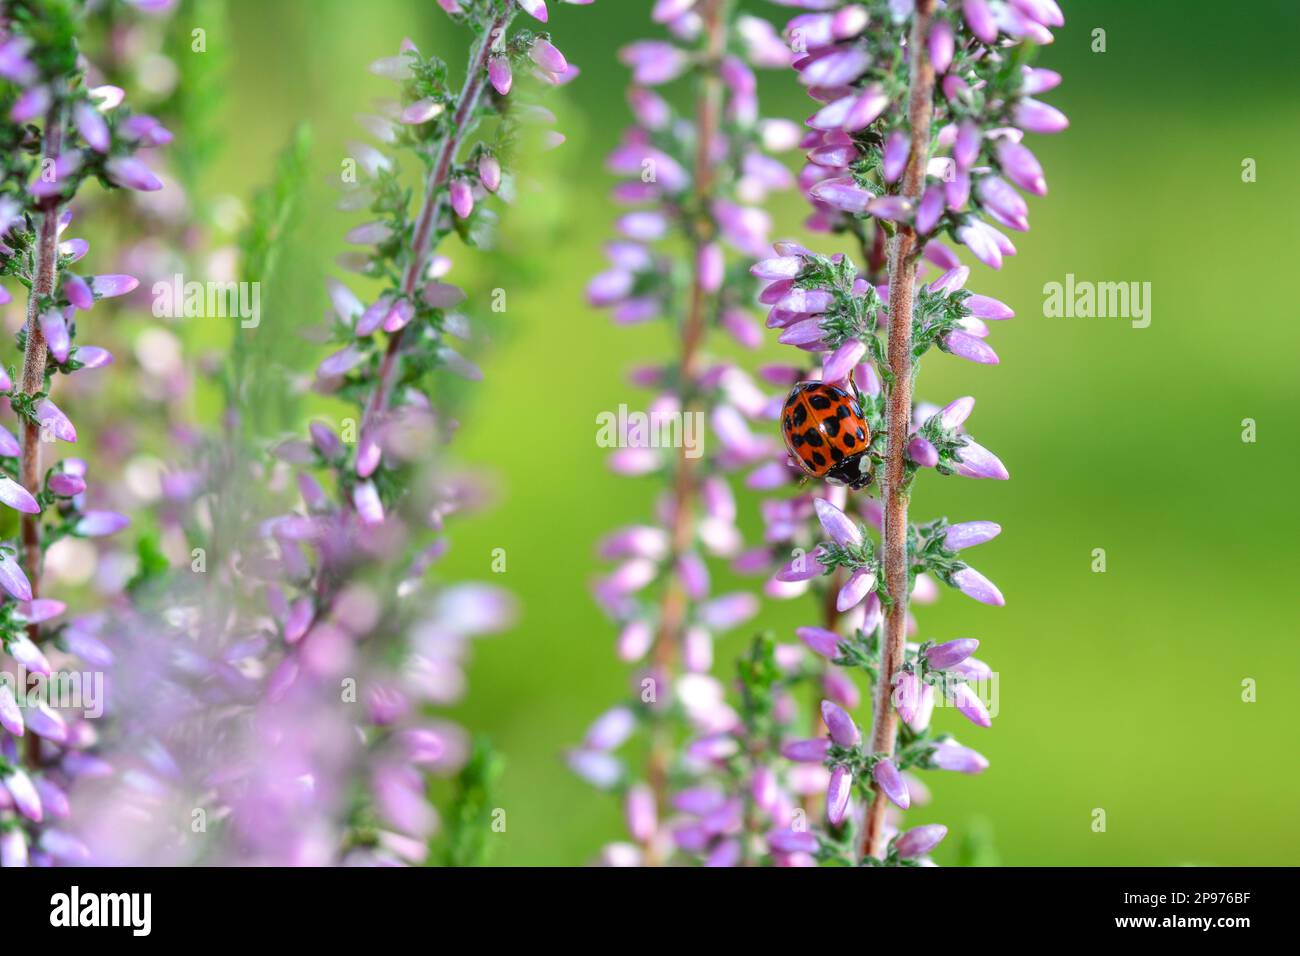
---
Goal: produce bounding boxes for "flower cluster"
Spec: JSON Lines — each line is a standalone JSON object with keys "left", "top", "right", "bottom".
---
{"left": 571, "top": 0, "right": 796, "bottom": 865}
{"left": 0, "top": 0, "right": 165, "bottom": 867}
{"left": 731, "top": 0, "right": 1066, "bottom": 863}
{"left": 21, "top": 0, "right": 590, "bottom": 867}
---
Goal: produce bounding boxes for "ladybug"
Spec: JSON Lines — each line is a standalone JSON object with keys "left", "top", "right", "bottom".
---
{"left": 781, "top": 381, "right": 873, "bottom": 489}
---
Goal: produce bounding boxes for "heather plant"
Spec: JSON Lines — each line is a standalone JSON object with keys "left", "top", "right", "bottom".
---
{"left": 743, "top": 0, "right": 1065, "bottom": 863}
{"left": 0, "top": 0, "right": 168, "bottom": 866}
{"left": 70, "top": 0, "right": 594, "bottom": 866}
{"left": 570, "top": 0, "right": 798, "bottom": 865}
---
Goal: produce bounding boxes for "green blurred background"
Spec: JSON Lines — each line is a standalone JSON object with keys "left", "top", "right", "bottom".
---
{"left": 193, "top": 0, "right": 1298, "bottom": 865}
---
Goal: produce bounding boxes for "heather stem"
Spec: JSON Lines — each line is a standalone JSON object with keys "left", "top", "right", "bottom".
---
{"left": 361, "top": 10, "right": 513, "bottom": 435}
{"left": 863, "top": 0, "right": 936, "bottom": 861}
{"left": 19, "top": 98, "right": 65, "bottom": 625}
{"left": 645, "top": 0, "right": 727, "bottom": 853}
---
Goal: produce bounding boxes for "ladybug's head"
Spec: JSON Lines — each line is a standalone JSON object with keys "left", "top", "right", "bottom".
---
{"left": 827, "top": 452, "right": 874, "bottom": 491}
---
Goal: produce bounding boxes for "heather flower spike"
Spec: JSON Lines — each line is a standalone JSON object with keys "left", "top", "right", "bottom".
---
{"left": 743, "top": 0, "right": 1065, "bottom": 866}
{"left": 577, "top": 0, "right": 794, "bottom": 865}
{"left": 12, "top": 0, "right": 590, "bottom": 870}
{"left": 0, "top": 0, "right": 158, "bottom": 866}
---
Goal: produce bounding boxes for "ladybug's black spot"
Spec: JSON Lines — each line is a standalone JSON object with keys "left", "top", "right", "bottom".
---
{"left": 782, "top": 415, "right": 791, "bottom": 430}
{"left": 822, "top": 416, "right": 840, "bottom": 438}
{"left": 811, "top": 452, "right": 826, "bottom": 468}
{"left": 809, "top": 392, "right": 832, "bottom": 411}
{"left": 790, "top": 431, "right": 805, "bottom": 448}
{"left": 830, "top": 446, "right": 845, "bottom": 463}
{"left": 836, "top": 404, "right": 851, "bottom": 419}
{"left": 802, "top": 429, "right": 824, "bottom": 447}
{"left": 843, "top": 432, "right": 856, "bottom": 449}
{"left": 791, "top": 404, "right": 808, "bottom": 427}
{"left": 856, "top": 427, "right": 866, "bottom": 441}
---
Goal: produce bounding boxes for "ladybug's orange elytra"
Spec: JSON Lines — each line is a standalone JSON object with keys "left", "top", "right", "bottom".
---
{"left": 780, "top": 381, "right": 873, "bottom": 490}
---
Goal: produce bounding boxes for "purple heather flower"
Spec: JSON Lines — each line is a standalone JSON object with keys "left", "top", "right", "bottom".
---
{"left": 944, "top": 329, "right": 999, "bottom": 364}
{"left": 955, "top": 220, "right": 1005, "bottom": 269}
{"left": 73, "top": 101, "right": 110, "bottom": 152}
{"left": 949, "top": 682, "right": 993, "bottom": 727}
{"left": 1014, "top": 97, "right": 1069, "bottom": 134}
{"left": 625, "top": 783, "right": 657, "bottom": 842}
{"left": 872, "top": 758, "right": 910, "bottom": 810}
{"left": 0, "top": 475, "right": 40, "bottom": 514}
{"left": 978, "top": 175, "right": 1030, "bottom": 232}
{"left": 916, "top": 184, "right": 945, "bottom": 234}
{"left": 965, "top": 293, "right": 1015, "bottom": 319}
{"left": 585, "top": 706, "right": 636, "bottom": 751}
{"left": 699, "top": 593, "right": 759, "bottom": 631}
{"left": 895, "top": 823, "right": 947, "bottom": 859}
{"left": 0, "top": 829, "right": 26, "bottom": 868}
{"left": 697, "top": 242, "right": 725, "bottom": 293}
{"left": 74, "top": 510, "right": 130, "bottom": 537}
{"left": 928, "top": 18, "right": 954, "bottom": 73}
{"left": 775, "top": 546, "right": 827, "bottom": 583}
{"left": 401, "top": 97, "right": 444, "bottom": 124}
{"left": 1023, "top": 66, "right": 1063, "bottom": 95}
{"left": 836, "top": 566, "right": 876, "bottom": 612}
{"left": 882, "top": 129, "right": 909, "bottom": 183}
{"left": 867, "top": 195, "right": 912, "bottom": 221}
{"left": 801, "top": 47, "right": 871, "bottom": 88}
{"left": 0, "top": 555, "right": 34, "bottom": 602}
{"left": 907, "top": 435, "right": 939, "bottom": 468}
{"left": 0, "top": 684, "right": 23, "bottom": 736}
{"left": 47, "top": 473, "right": 85, "bottom": 502}
{"left": 962, "top": 0, "right": 998, "bottom": 42}
{"left": 820, "top": 699, "right": 860, "bottom": 748}
{"left": 944, "top": 520, "right": 1001, "bottom": 550}
{"left": 10, "top": 84, "right": 50, "bottom": 123}
{"left": 781, "top": 738, "right": 831, "bottom": 763}
{"left": 813, "top": 497, "right": 861, "bottom": 548}
{"left": 63, "top": 273, "right": 93, "bottom": 309}
{"left": 751, "top": 256, "right": 804, "bottom": 280}
{"left": 24, "top": 701, "right": 67, "bottom": 743}
{"left": 3, "top": 767, "right": 43, "bottom": 822}
{"left": 620, "top": 41, "right": 689, "bottom": 86}
{"left": 90, "top": 274, "right": 139, "bottom": 298}
{"left": 893, "top": 669, "right": 921, "bottom": 724}
{"left": 530, "top": 38, "right": 568, "bottom": 76}
{"left": 479, "top": 154, "right": 502, "bottom": 192}
{"left": 104, "top": 156, "right": 163, "bottom": 191}
{"left": 768, "top": 828, "right": 818, "bottom": 855}
{"left": 516, "top": 0, "right": 548, "bottom": 23}
{"left": 809, "top": 178, "right": 873, "bottom": 214}
{"left": 1013, "top": 0, "right": 1065, "bottom": 27}
{"left": 0, "top": 36, "right": 35, "bottom": 84}
{"left": 951, "top": 566, "right": 1005, "bottom": 606}
{"left": 931, "top": 742, "right": 989, "bottom": 774}
{"left": 923, "top": 638, "right": 980, "bottom": 670}
{"left": 488, "top": 55, "right": 513, "bottom": 96}
{"left": 954, "top": 440, "right": 1008, "bottom": 480}
{"left": 450, "top": 180, "right": 474, "bottom": 218}
{"left": 825, "top": 765, "right": 852, "bottom": 825}
{"left": 997, "top": 139, "right": 1047, "bottom": 196}
{"left": 40, "top": 308, "right": 71, "bottom": 363}
{"left": 796, "top": 625, "right": 842, "bottom": 659}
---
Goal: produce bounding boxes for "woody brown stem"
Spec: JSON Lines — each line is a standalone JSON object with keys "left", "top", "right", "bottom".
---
{"left": 361, "top": 11, "right": 512, "bottom": 436}
{"left": 644, "top": 0, "right": 728, "bottom": 862}
{"left": 20, "top": 99, "right": 65, "bottom": 632}
{"left": 862, "top": 0, "right": 936, "bottom": 862}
